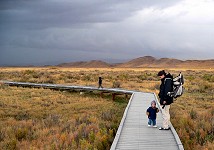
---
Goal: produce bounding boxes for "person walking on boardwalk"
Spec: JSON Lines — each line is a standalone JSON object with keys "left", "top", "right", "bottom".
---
{"left": 98, "top": 77, "right": 103, "bottom": 88}
{"left": 157, "top": 70, "right": 173, "bottom": 130}
{"left": 146, "top": 100, "right": 159, "bottom": 128}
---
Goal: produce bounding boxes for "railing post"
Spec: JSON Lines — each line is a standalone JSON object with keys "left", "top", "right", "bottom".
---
{"left": 112, "top": 93, "right": 116, "bottom": 101}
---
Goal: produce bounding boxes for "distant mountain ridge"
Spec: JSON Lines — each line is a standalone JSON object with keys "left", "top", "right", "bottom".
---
{"left": 58, "top": 60, "right": 112, "bottom": 68}
{"left": 57, "top": 56, "right": 214, "bottom": 69}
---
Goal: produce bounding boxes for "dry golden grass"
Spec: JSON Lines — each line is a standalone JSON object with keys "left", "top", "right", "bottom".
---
{"left": 0, "top": 67, "right": 214, "bottom": 150}
{"left": 0, "top": 85, "right": 127, "bottom": 149}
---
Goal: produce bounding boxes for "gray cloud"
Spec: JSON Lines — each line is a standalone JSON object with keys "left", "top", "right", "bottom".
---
{"left": 0, "top": 0, "right": 179, "bottom": 28}
{"left": 0, "top": 0, "right": 213, "bottom": 66}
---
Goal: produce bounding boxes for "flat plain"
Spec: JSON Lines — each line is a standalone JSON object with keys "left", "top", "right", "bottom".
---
{"left": 0, "top": 67, "right": 213, "bottom": 150}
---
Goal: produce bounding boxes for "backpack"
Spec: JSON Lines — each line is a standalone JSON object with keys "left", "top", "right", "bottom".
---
{"left": 167, "top": 72, "right": 184, "bottom": 98}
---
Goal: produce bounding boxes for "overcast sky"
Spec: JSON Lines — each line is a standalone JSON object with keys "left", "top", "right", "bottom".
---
{"left": 0, "top": 0, "right": 214, "bottom": 66}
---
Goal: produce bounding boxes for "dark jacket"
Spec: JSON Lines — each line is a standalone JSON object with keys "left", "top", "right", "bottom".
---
{"left": 147, "top": 107, "right": 158, "bottom": 119}
{"left": 98, "top": 78, "right": 102, "bottom": 85}
{"left": 158, "top": 74, "right": 173, "bottom": 105}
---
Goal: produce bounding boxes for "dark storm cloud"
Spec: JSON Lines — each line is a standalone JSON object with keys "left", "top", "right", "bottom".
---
{"left": 0, "top": 0, "right": 213, "bottom": 66}
{"left": 0, "top": 0, "right": 179, "bottom": 28}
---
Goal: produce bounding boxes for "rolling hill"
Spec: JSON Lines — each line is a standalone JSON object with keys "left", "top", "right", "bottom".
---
{"left": 57, "top": 60, "right": 112, "bottom": 68}
{"left": 116, "top": 56, "right": 157, "bottom": 68}
{"left": 58, "top": 56, "right": 214, "bottom": 69}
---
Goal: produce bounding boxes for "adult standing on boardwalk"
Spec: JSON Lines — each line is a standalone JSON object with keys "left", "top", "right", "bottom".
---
{"left": 157, "top": 70, "right": 173, "bottom": 130}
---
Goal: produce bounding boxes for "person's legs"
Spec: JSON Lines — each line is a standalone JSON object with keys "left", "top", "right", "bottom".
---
{"left": 98, "top": 84, "right": 103, "bottom": 88}
{"left": 161, "top": 105, "right": 166, "bottom": 128}
{"left": 161, "top": 105, "right": 170, "bottom": 129}
{"left": 165, "top": 105, "right": 170, "bottom": 127}
{"left": 152, "top": 119, "right": 156, "bottom": 126}
{"left": 161, "top": 105, "right": 168, "bottom": 129}
{"left": 148, "top": 119, "right": 152, "bottom": 126}
{"left": 152, "top": 119, "right": 157, "bottom": 127}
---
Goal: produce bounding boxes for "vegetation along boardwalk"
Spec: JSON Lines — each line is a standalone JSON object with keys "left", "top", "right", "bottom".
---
{"left": 1, "top": 81, "right": 183, "bottom": 150}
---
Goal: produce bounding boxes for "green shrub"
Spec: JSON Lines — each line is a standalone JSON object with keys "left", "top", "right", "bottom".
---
{"left": 3, "top": 139, "right": 17, "bottom": 150}
{"left": 0, "top": 128, "right": 5, "bottom": 142}
{"left": 15, "top": 111, "right": 30, "bottom": 121}
{"left": 112, "top": 81, "right": 121, "bottom": 88}
{"left": 203, "top": 74, "right": 214, "bottom": 82}
{"left": 15, "top": 128, "right": 28, "bottom": 141}
{"left": 190, "top": 109, "right": 197, "bottom": 119}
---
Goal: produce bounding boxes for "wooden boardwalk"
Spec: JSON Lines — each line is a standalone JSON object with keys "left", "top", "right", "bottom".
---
{"left": 1, "top": 81, "right": 183, "bottom": 150}
{"left": 111, "top": 92, "right": 184, "bottom": 150}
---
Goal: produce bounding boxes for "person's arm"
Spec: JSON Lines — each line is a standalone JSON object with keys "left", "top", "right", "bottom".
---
{"left": 146, "top": 108, "right": 150, "bottom": 116}
{"left": 156, "top": 108, "right": 159, "bottom": 113}
{"left": 159, "top": 84, "right": 163, "bottom": 99}
{"left": 163, "top": 78, "right": 173, "bottom": 102}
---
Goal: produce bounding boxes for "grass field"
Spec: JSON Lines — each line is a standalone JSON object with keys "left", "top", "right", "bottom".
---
{"left": 0, "top": 85, "right": 127, "bottom": 150}
{"left": 0, "top": 67, "right": 213, "bottom": 150}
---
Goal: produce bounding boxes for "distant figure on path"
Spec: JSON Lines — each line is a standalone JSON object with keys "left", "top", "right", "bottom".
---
{"left": 98, "top": 77, "right": 103, "bottom": 88}
{"left": 157, "top": 70, "right": 173, "bottom": 130}
{"left": 146, "top": 100, "right": 159, "bottom": 128}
